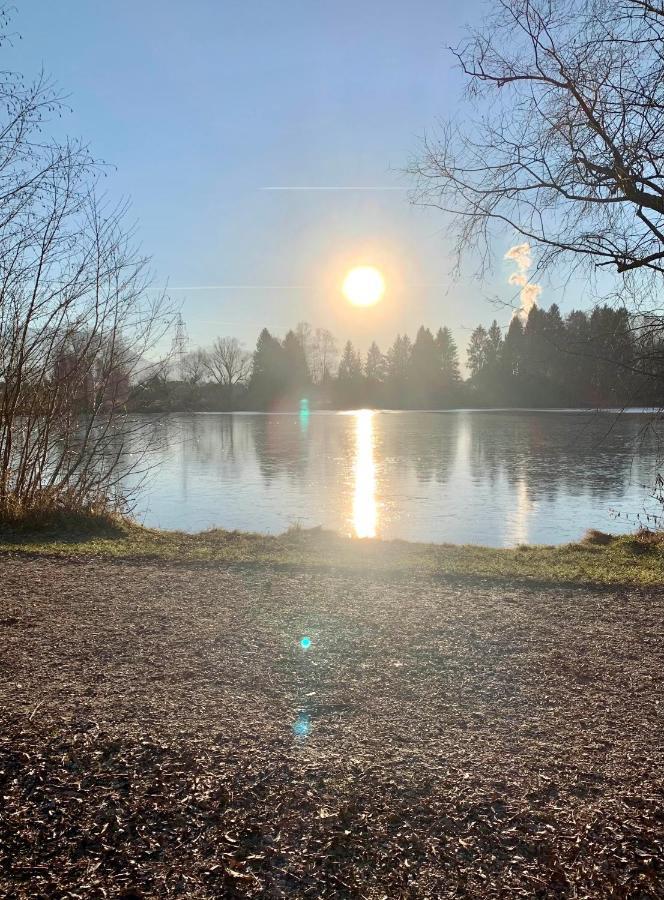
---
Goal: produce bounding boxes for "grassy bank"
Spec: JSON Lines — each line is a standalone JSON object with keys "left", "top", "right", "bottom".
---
{"left": 1, "top": 519, "right": 663, "bottom": 586}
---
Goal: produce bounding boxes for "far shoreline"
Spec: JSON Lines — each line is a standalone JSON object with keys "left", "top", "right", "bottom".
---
{"left": 126, "top": 405, "right": 661, "bottom": 415}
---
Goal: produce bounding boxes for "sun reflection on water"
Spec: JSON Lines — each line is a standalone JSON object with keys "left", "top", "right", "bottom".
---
{"left": 509, "top": 475, "right": 532, "bottom": 546}
{"left": 352, "top": 409, "right": 377, "bottom": 538}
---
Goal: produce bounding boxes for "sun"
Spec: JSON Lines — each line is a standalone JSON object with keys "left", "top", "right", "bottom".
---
{"left": 343, "top": 266, "right": 385, "bottom": 307}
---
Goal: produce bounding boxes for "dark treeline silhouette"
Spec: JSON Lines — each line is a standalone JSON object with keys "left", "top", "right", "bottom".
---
{"left": 130, "top": 304, "right": 663, "bottom": 412}
{"left": 466, "top": 304, "right": 661, "bottom": 408}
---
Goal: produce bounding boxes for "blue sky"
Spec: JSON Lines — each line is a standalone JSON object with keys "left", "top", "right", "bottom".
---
{"left": 12, "top": 0, "right": 539, "bottom": 357}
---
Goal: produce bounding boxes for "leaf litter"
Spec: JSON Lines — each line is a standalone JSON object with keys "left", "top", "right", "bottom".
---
{"left": 0, "top": 554, "right": 662, "bottom": 897}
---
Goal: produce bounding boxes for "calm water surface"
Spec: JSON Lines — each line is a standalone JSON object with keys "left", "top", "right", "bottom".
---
{"left": 130, "top": 410, "right": 662, "bottom": 547}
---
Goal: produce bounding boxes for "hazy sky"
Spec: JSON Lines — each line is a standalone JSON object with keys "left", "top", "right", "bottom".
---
{"left": 12, "top": 0, "right": 533, "bottom": 356}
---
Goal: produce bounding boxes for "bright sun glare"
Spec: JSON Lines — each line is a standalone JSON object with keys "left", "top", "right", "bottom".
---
{"left": 343, "top": 266, "right": 385, "bottom": 307}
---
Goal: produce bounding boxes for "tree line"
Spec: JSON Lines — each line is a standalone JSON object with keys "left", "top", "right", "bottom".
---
{"left": 131, "top": 302, "right": 663, "bottom": 412}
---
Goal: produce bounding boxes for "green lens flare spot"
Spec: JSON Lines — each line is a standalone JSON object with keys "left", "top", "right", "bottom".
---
{"left": 300, "top": 636, "right": 311, "bottom": 649}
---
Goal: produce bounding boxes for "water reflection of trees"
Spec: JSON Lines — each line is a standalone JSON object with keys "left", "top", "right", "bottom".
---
{"left": 248, "top": 415, "right": 310, "bottom": 482}
{"left": 119, "top": 411, "right": 660, "bottom": 535}
{"left": 174, "top": 414, "right": 253, "bottom": 472}
{"left": 123, "top": 413, "right": 254, "bottom": 485}
{"left": 466, "top": 412, "right": 658, "bottom": 504}
{"left": 214, "top": 410, "right": 659, "bottom": 502}
{"left": 377, "top": 413, "right": 460, "bottom": 486}
{"left": 136, "top": 412, "right": 343, "bottom": 489}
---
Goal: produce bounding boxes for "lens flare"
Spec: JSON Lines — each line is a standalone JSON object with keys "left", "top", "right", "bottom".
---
{"left": 300, "top": 636, "right": 311, "bottom": 649}
{"left": 292, "top": 711, "right": 311, "bottom": 739}
{"left": 299, "top": 397, "right": 310, "bottom": 433}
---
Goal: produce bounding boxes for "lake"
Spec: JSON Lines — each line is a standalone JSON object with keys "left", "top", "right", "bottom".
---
{"left": 128, "top": 410, "right": 662, "bottom": 547}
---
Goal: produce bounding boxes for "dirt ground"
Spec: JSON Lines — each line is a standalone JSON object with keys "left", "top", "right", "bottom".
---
{"left": 0, "top": 554, "right": 662, "bottom": 898}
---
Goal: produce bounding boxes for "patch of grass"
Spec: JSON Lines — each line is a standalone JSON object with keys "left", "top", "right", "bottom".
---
{"left": 0, "top": 517, "right": 663, "bottom": 587}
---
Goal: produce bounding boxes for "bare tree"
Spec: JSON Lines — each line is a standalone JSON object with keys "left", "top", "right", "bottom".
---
{"left": 181, "top": 348, "right": 209, "bottom": 385}
{"left": 412, "top": 0, "right": 664, "bottom": 296}
{"left": 311, "top": 328, "right": 338, "bottom": 383}
{"left": 295, "top": 321, "right": 314, "bottom": 372}
{"left": 0, "top": 10, "right": 172, "bottom": 523}
{"left": 204, "top": 337, "right": 251, "bottom": 386}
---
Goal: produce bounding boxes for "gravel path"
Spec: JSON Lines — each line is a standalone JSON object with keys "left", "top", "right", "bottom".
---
{"left": 0, "top": 554, "right": 663, "bottom": 898}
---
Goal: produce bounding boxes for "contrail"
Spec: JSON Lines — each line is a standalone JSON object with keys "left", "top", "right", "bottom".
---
{"left": 504, "top": 243, "right": 542, "bottom": 322}
{"left": 150, "top": 285, "right": 309, "bottom": 291}
{"left": 261, "top": 186, "right": 408, "bottom": 192}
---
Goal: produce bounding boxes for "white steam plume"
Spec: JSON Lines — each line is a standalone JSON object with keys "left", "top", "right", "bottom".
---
{"left": 504, "top": 243, "right": 542, "bottom": 321}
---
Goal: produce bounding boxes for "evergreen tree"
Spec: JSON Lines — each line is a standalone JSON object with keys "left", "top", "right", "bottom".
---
{"left": 565, "top": 310, "right": 592, "bottom": 403}
{"left": 365, "top": 341, "right": 386, "bottom": 382}
{"left": 282, "top": 329, "right": 310, "bottom": 391}
{"left": 467, "top": 326, "right": 489, "bottom": 379}
{"left": 485, "top": 321, "right": 503, "bottom": 370}
{"left": 385, "top": 334, "right": 412, "bottom": 408}
{"left": 249, "top": 328, "right": 287, "bottom": 408}
{"left": 336, "top": 340, "right": 364, "bottom": 406}
{"left": 365, "top": 340, "right": 386, "bottom": 406}
{"left": 502, "top": 317, "right": 524, "bottom": 377}
{"left": 500, "top": 317, "right": 525, "bottom": 404}
{"left": 540, "top": 304, "right": 566, "bottom": 403}
{"left": 519, "top": 306, "right": 550, "bottom": 404}
{"left": 409, "top": 326, "right": 440, "bottom": 407}
{"left": 337, "top": 340, "right": 363, "bottom": 380}
{"left": 468, "top": 321, "right": 503, "bottom": 404}
{"left": 588, "top": 307, "right": 634, "bottom": 406}
{"left": 436, "top": 327, "right": 460, "bottom": 388}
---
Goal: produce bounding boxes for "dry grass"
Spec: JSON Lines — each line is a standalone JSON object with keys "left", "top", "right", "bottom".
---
{"left": 1, "top": 519, "right": 663, "bottom": 587}
{"left": 0, "top": 490, "right": 122, "bottom": 534}
{"left": 581, "top": 528, "right": 616, "bottom": 546}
